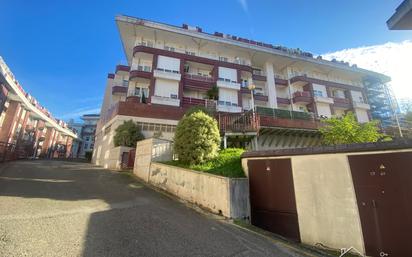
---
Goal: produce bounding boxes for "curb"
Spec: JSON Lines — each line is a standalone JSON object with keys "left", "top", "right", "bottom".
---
{"left": 227, "top": 220, "right": 329, "bottom": 257}
{"left": 120, "top": 171, "right": 336, "bottom": 257}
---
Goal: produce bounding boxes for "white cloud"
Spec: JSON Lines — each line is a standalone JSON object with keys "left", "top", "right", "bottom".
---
{"left": 58, "top": 106, "right": 101, "bottom": 120}
{"left": 237, "top": 0, "right": 249, "bottom": 14}
{"left": 322, "top": 40, "right": 412, "bottom": 101}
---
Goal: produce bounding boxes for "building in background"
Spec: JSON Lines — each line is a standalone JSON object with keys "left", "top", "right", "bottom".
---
{"left": 387, "top": 0, "right": 412, "bottom": 30}
{"left": 93, "top": 16, "right": 391, "bottom": 166}
{"left": 67, "top": 119, "right": 83, "bottom": 158}
{"left": 68, "top": 114, "right": 100, "bottom": 158}
{"left": 0, "top": 57, "right": 77, "bottom": 159}
{"left": 363, "top": 78, "right": 400, "bottom": 128}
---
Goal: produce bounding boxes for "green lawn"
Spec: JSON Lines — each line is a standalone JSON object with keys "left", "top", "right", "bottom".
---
{"left": 163, "top": 148, "right": 246, "bottom": 178}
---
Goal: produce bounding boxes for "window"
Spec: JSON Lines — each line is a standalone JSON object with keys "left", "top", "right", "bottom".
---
{"left": 185, "top": 51, "right": 195, "bottom": 56}
{"left": 164, "top": 46, "right": 175, "bottom": 52}
{"left": 313, "top": 90, "right": 323, "bottom": 97}
{"left": 141, "top": 88, "right": 148, "bottom": 98}
{"left": 219, "top": 56, "right": 228, "bottom": 62}
{"left": 184, "top": 64, "right": 190, "bottom": 73}
{"left": 85, "top": 136, "right": 90, "bottom": 141}
{"left": 122, "top": 80, "right": 129, "bottom": 87}
{"left": 84, "top": 143, "right": 89, "bottom": 149}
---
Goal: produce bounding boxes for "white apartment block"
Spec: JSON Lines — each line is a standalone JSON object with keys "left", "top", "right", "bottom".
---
{"left": 93, "top": 16, "right": 390, "bottom": 166}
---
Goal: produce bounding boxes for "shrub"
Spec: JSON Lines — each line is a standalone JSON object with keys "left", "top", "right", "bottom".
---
{"left": 174, "top": 110, "right": 220, "bottom": 164}
{"left": 164, "top": 148, "right": 245, "bottom": 178}
{"left": 113, "top": 120, "right": 144, "bottom": 148}
{"left": 184, "top": 106, "right": 213, "bottom": 117}
{"left": 320, "top": 112, "right": 388, "bottom": 145}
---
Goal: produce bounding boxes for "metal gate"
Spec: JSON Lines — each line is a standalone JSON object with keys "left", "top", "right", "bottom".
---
{"left": 248, "top": 158, "right": 300, "bottom": 241}
{"left": 121, "top": 150, "right": 135, "bottom": 169}
{"left": 349, "top": 152, "right": 412, "bottom": 257}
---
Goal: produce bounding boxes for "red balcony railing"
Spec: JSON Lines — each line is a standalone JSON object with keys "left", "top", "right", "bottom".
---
{"left": 182, "top": 97, "right": 206, "bottom": 107}
{"left": 218, "top": 112, "right": 260, "bottom": 133}
{"left": 293, "top": 91, "right": 312, "bottom": 104}
{"left": 277, "top": 97, "right": 291, "bottom": 105}
{"left": 333, "top": 97, "right": 351, "bottom": 109}
{"left": 112, "top": 86, "right": 128, "bottom": 95}
{"left": 184, "top": 73, "right": 214, "bottom": 83}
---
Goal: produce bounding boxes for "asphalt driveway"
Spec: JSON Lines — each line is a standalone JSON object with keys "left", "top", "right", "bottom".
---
{"left": 0, "top": 160, "right": 309, "bottom": 257}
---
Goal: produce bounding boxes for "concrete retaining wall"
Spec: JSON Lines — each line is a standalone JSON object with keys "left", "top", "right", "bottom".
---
{"left": 133, "top": 138, "right": 250, "bottom": 219}
{"left": 148, "top": 163, "right": 249, "bottom": 219}
{"left": 99, "top": 146, "right": 133, "bottom": 170}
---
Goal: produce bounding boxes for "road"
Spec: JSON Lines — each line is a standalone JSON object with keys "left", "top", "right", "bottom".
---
{"left": 0, "top": 160, "right": 308, "bottom": 257}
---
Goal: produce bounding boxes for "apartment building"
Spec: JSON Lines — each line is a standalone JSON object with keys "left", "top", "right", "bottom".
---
{"left": 68, "top": 114, "right": 99, "bottom": 158}
{"left": 93, "top": 16, "right": 390, "bottom": 165}
{"left": 0, "top": 57, "right": 77, "bottom": 159}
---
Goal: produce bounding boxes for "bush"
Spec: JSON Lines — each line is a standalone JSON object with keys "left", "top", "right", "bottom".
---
{"left": 113, "top": 120, "right": 144, "bottom": 148}
{"left": 164, "top": 148, "right": 245, "bottom": 178}
{"left": 320, "top": 112, "right": 387, "bottom": 145}
{"left": 174, "top": 110, "right": 220, "bottom": 165}
{"left": 185, "top": 106, "right": 213, "bottom": 117}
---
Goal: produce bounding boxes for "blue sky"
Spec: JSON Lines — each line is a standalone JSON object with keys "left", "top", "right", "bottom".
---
{"left": 0, "top": 0, "right": 410, "bottom": 121}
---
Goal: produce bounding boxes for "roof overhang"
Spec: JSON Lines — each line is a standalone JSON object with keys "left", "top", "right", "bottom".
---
{"left": 387, "top": 0, "right": 412, "bottom": 30}
{"left": 116, "top": 15, "right": 391, "bottom": 83}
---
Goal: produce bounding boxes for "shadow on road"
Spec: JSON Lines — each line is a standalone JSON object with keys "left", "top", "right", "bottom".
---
{"left": 0, "top": 160, "right": 300, "bottom": 257}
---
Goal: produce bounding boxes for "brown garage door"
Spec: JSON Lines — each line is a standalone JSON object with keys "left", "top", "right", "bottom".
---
{"left": 349, "top": 152, "right": 412, "bottom": 257}
{"left": 248, "top": 158, "right": 300, "bottom": 241}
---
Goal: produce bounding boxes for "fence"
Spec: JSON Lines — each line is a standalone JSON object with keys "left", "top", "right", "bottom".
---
{"left": 0, "top": 141, "right": 31, "bottom": 162}
{"left": 256, "top": 106, "right": 315, "bottom": 120}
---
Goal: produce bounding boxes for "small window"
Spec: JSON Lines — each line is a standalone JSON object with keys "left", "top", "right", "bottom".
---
{"left": 219, "top": 56, "right": 228, "bottom": 62}
{"left": 170, "top": 94, "right": 178, "bottom": 99}
{"left": 313, "top": 90, "right": 323, "bottom": 97}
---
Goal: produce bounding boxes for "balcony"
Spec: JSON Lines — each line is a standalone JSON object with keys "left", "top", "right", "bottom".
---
{"left": 217, "top": 78, "right": 241, "bottom": 90}
{"left": 256, "top": 106, "right": 319, "bottom": 130}
{"left": 133, "top": 45, "right": 252, "bottom": 72}
{"left": 314, "top": 95, "right": 334, "bottom": 104}
{"left": 217, "top": 102, "right": 242, "bottom": 113}
{"left": 353, "top": 101, "right": 371, "bottom": 110}
{"left": 112, "top": 86, "right": 128, "bottom": 95}
{"left": 153, "top": 68, "right": 181, "bottom": 81}
{"left": 218, "top": 112, "right": 259, "bottom": 133}
{"left": 240, "top": 88, "right": 268, "bottom": 101}
{"left": 252, "top": 70, "right": 266, "bottom": 81}
{"left": 277, "top": 97, "right": 291, "bottom": 105}
{"left": 115, "top": 65, "right": 130, "bottom": 73}
{"left": 182, "top": 97, "right": 206, "bottom": 107}
{"left": 333, "top": 97, "right": 351, "bottom": 109}
{"left": 293, "top": 91, "right": 312, "bottom": 104}
{"left": 184, "top": 73, "right": 214, "bottom": 83}
{"left": 151, "top": 95, "right": 180, "bottom": 107}
{"left": 130, "top": 65, "right": 152, "bottom": 80}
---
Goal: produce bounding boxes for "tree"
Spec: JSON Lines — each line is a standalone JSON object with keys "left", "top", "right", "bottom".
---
{"left": 174, "top": 110, "right": 220, "bottom": 164}
{"left": 320, "top": 112, "right": 387, "bottom": 145}
{"left": 113, "top": 120, "right": 144, "bottom": 148}
{"left": 206, "top": 85, "right": 219, "bottom": 100}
